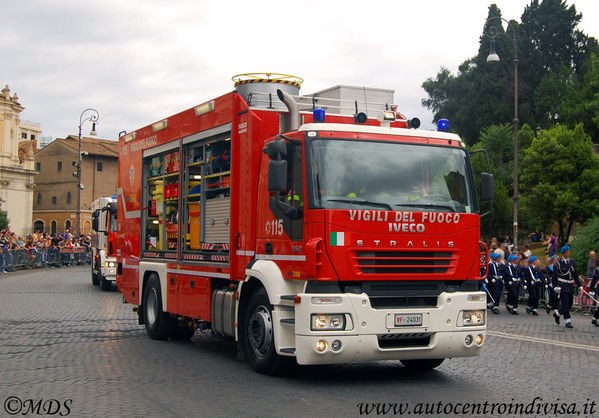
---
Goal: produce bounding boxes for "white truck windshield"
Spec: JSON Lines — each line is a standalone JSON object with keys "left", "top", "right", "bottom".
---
{"left": 309, "top": 139, "right": 476, "bottom": 213}
{"left": 110, "top": 212, "right": 117, "bottom": 233}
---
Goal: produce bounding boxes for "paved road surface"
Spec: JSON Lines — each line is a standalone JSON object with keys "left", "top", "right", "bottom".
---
{"left": 1, "top": 267, "right": 598, "bottom": 417}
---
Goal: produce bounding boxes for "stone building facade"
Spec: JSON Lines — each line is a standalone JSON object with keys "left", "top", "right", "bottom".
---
{"left": 0, "top": 85, "right": 40, "bottom": 236}
{"left": 33, "top": 136, "right": 118, "bottom": 235}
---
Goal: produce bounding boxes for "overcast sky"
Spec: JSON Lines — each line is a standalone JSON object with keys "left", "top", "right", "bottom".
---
{"left": 2, "top": 0, "right": 598, "bottom": 141}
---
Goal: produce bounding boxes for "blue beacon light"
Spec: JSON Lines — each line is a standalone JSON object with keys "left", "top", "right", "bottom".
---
{"left": 313, "top": 108, "right": 326, "bottom": 123}
{"left": 438, "top": 118, "right": 450, "bottom": 132}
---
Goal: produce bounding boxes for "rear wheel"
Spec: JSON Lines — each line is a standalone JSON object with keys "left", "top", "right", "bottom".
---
{"left": 143, "top": 274, "right": 176, "bottom": 340}
{"left": 91, "top": 270, "right": 99, "bottom": 286}
{"left": 400, "top": 358, "right": 444, "bottom": 370}
{"left": 243, "top": 287, "right": 293, "bottom": 375}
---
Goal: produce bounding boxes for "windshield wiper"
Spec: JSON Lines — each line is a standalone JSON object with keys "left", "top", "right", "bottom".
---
{"left": 395, "top": 203, "right": 456, "bottom": 212}
{"left": 326, "top": 199, "right": 393, "bottom": 211}
{"left": 315, "top": 173, "right": 322, "bottom": 207}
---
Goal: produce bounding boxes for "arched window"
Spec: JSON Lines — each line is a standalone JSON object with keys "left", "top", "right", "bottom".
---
{"left": 51, "top": 220, "right": 57, "bottom": 234}
{"left": 65, "top": 220, "right": 72, "bottom": 231}
{"left": 33, "top": 220, "right": 45, "bottom": 233}
{"left": 67, "top": 192, "right": 72, "bottom": 204}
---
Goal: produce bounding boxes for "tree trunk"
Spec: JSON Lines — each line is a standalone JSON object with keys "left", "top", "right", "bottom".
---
{"left": 558, "top": 219, "right": 566, "bottom": 247}
{"left": 565, "top": 219, "right": 574, "bottom": 246}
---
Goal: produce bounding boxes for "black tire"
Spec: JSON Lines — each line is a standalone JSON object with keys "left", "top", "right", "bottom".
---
{"left": 92, "top": 271, "right": 100, "bottom": 286}
{"left": 400, "top": 358, "right": 444, "bottom": 370}
{"left": 243, "top": 287, "right": 293, "bottom": 375}
{"left": 143, "top": 274, "right": 176, "bottom": 340}
{"left": 100, "top": 275, "right": 112, "bottom": 291}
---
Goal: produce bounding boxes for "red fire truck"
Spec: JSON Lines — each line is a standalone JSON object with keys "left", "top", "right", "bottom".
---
{"left": 116, "top": 73, "right": 494, "bottom": 374}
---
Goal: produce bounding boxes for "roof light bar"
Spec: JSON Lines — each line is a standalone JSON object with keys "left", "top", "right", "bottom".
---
{"left": 152, "top": 119, "right": 168, "bottom": 132}
{"left": 195, "top": 101, "right": 215, "bottom": 116}
{"left": 123, "top": 132, "right": 136, "bottom": 143}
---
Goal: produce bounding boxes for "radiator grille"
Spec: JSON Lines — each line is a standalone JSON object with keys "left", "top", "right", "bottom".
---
{"left": 355, "top": 251, "right": 454, "bottom": 275}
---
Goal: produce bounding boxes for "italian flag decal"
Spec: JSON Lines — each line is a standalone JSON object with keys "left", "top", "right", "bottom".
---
{"left": 330, "top": 232, "right": 348, "bottom": 246}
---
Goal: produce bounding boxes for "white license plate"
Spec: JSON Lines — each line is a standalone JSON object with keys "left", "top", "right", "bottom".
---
{"left": 394, "top": 313, "right": 423, "bottom": 327}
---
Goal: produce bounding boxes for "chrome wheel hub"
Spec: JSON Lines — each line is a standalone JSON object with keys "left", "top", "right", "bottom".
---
{"left": 248, "top": 305, "right": 273, "bottom": 358}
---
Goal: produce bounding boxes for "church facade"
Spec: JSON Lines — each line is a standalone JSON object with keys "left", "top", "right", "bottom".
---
{"left": 0, "top": 85, "right": 40, "bottom": 236}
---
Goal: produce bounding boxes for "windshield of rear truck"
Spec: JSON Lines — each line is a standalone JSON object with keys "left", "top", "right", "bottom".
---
{"left": 110, "top": 211, "right": 117, "bottom": 233}
{"left": 308, "top": 138, "right": 477, "bottom": 213}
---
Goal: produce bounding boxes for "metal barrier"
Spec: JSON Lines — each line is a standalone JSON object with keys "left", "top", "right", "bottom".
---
{"left": 0, "top": 247, "right": 91, "bottom": 272}
{"left": 514, "top": 279, "right": 596, "bottom": 312}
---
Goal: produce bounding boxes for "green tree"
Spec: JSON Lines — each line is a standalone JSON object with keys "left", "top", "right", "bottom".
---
{"left": 0, "top": 210, "right": 8, "bottom": 230}
{"left": 470, "top": 124, "right": 542, "bottom": 237}
{"left": 478, "top": 123, "right": 514, "bottom": 187}
{"left": 571, "top": 217, "right": 599, "bottom": 273}
{"left": 562, "top": 52, "right": 599, "bottom": 140}
{"left": 470, "top": 137, "right": 513, "bottom": 238}
{"left": 422, "top": 1, "right": 597, "bottom": 142}
{"left": 422, "top": 5, "right": 513, "bottom": 144}
{"left": 518, "top": 123, "right": 535, "bottom": 153}
{"left": 533, "top": 65, "right": 573, "bottom": 125}
{"left": 520, "top": 124, "right": 599, "bottom": 246}
{"left": 519, "top": 0, "right": 583, "bottom": 82}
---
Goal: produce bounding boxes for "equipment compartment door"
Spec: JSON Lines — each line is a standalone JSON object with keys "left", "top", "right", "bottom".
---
{"left": 205, "top": 197, "right": 231, "bottom": 243}
{"left": 181, "top": 125, "right": 232, "bottom": 262}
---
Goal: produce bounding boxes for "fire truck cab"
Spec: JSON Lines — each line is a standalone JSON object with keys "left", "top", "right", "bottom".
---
{"left": 116, "top": 73, "right": 493, "bottom": 374}
{"left": 91, "top": 196, "right": 117, "bottom": 291}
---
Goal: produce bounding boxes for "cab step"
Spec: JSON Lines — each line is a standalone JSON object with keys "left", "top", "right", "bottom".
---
{"left": 280, "top": 347, "right": 296, "bottom": 354}
{"left": 280, "top": 318, "right": 295, "bottom": 325}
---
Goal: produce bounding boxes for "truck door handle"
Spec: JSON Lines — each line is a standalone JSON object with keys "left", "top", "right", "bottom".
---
{"left": 265, "top": 241, "right": 273, "bottom": 255}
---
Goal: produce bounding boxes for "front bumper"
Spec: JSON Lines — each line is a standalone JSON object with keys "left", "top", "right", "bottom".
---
{"left": 101, "top": 258, "right": 117, "bottom": 281}
{"left": 288, "top": 291, "right": 486, "bottom": 365}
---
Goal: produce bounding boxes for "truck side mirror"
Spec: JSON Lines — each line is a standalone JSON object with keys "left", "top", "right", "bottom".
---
{"left": 266, "top": 139, "right": 287, "bottom": 160}
{"left": 481, "top": 173, "right": 494, "bottom": 202}
{"left": 91, "top": 209, "right": 100, "bottom": 232}
{"left": 267, "top": 160, "right": 288, "bottom": 193}
{"left": 266, "top": 137, "right": 288, "bottom": 193}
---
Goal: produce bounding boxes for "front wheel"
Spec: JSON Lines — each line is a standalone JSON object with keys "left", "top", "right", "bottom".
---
{"left": 100, "top": 275, "right": 112, "bottom": 291}
{"left": 91, "top": 271, "right": 99, "bottom": 286}
{"left": 143, "top": 274, "right": 176, "bottom": 340}
{"left": 400, "top": 358, "right": 444, "bottom": 370}
{"left": 243, "top": 288, "right": 293, "bottom": 375}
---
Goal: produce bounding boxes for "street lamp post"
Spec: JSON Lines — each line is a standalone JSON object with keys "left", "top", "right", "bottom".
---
{"left": 76, "top": 108, "right": 99, "bottom": 236}
{"left": 485, "top": 17, "right": 519, "bottom": 251}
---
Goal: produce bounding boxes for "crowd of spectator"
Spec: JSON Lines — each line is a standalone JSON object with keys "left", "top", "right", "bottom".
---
{"left": 488, "top": 232, "right": 559, "bottom": 258}
{"left": 0, "top": 228, "right": 91, "bottom": 273}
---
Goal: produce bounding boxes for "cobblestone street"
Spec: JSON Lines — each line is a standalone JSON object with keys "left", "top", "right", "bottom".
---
{"left": 1, "top": 267, "right": 598, "bottom": 417}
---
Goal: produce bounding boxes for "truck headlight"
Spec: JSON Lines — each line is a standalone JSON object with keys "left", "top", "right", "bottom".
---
{"left": 311, "top": 314, "right": 346, "bottom": 331}
{"left": 105, "top": 261, "right": 115, "bottom": 268}
{"left": 461, "top": 310, "right": 485, "bottom": 326}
